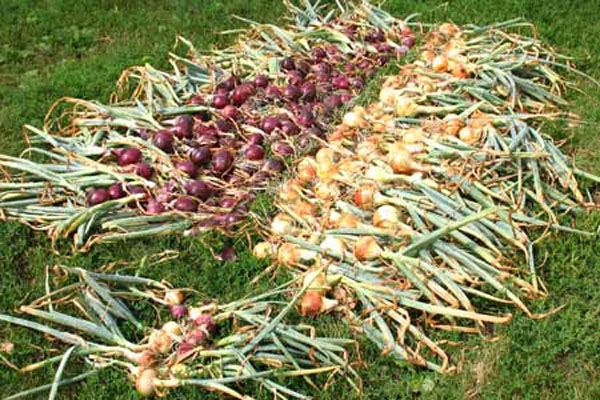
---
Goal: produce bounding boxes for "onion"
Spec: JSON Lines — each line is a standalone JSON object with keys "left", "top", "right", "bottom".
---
{"left": 343, "top": 109, "right": 365, "bottom": 128}
{"left": 332, "top": 75, "right": 350, "bottom": 89}
{"left": 173, "top": 197, "right": 198, "bottom": 212}
{"left": 354, "top": 236, "right": 383, "bottom": 260}
{"left": 337, "top": 213, "right": 360, "bottom": 229}
{"left": 135, "top": 369, "right": 157, "bottom": 397}
{"left": 395, "top": 96, "right": 418, "bottom": 117}
{"left": 164, "top": 289, "right": 185, "bottom": 305}
{"left": 312, "top": 47, "right": 327, "bottom": 60}
{"left": 314, "top": 181, "right": 340, "bottom": 200}
{"left": 245, "top": 144, "right": 265, "bottom": 161}
{"left": 265, "top": 85, "right": 282, "bottom": 99}
{"left": 117, "top": 148, "right": 142, "bottom": 166}
{"left": 300, "top": 291, "right": 323, "bottom": 317}
{"left": 163, "top": 321, "right": 183, "bottom": 336}
{"left": 134, "top": 163, "right": 153, "bottom": 179}
{"left": 432, "top": 55, "right": 449, "bottom": 72}
{"left": 146, "top": 199, "right": 165, "bottom": 214}
{"left": 283, "top": 85, "right": 301, "bottom": 101}
{"left": 219, "top": 246, "right": 237, "bottom": 261}
{"left": 193, "top": 314, "right": 216, "bottom": 332}
{"left": 458, "top": 126, "right": 481, "bottom": 143}
{"left": 296, "top": 157, "right": 316, "bottom": 183}
{"left": 154, "top": 130, "right": 174, "bottom": 153}
{"left": 189, "top": 95, "right": 204, "bottom": 105}
{"left": 281, "top": 120, "right": 300, "bottom": 136}
{"left": 173, "top": 115, "right": 194, "bottom": 138}
{"left": 108, "top": 183, "right": 125, "bottom": 199}
{"left": 189, "top": 146, "right": 211, "bottom": 165}
{"left": 221, "top": 105, "right": 238, "bottom": 120}
{"left": 218, "top": 76, "right": 236, "bottom": 91}
{"left": 212, "top": 94, "right": 229, "bottom": 109}
{"left": 87, "top": 188, "right": 110, "bottom": 206}
{"left": 261, "top": 116, "right": 281, "bottom": 134}
{"left": 401, "top": 35, "right": 415, "bottom": 48}
{"left": 388, "top": 146, "right": 419, "bottom": 174}
{"left": 271, "top": 213, "right": 295, "bottom": 236}
{"left": 211, "top": 150, "right": 234, "bottom": 174}
{"left": 279, "top": 179, "right": 302, "bottom": 202}
{"left": 351, "top": 77, "right": 365, "bottom": 89}
{"left": 340, "top": 93, "right": 354, "bottom": 103}
{"left": 281, "top": 57, "right": 295, "bottom": 71}
{"left": 176, "top": 160, "right": 197, "bottom": 178}
{"left": 148, "top": 329, "right": 172, "bottom": 354}
{"left": 300, "top": 82, "right": 317, "bottom": 101}
{"left": 323, "top": 95, "right": 342, "bottom": 110}
{"left": 254, "top": 74, "right": 269, "bottom": 88}
{"left": 320, "top": 236, "right": 346, "bottom": 258}
{"left": 296, "top": 110, "right": 314, "bottom": 127}
{"left": 126, "top": 185, "right": 149, "bottom": 201}
{"left": 169, "top": 305, "right": 187, "bottom": 319}
{"left": 215, "top": 118, "right": 234, "bottom": 133}
{"left": 353, "top": 183, "right": 378, "bottom": 209}
{"left": 263, "top": 158, "right": 285, "bottom": 174}
{"left": 184, "top": 180, "right": 211, "bottom": 201}
{"left": 253, "top": 242, "right": 275, "bottom": 259}
{"left": 373, "top": 205, "right": 400, "bottom": 229}
{"left": 287, "top": 70, "right": 304, "bottom": 86}
{"left": 272, "top": 141, "right": 294, "bottom": 157}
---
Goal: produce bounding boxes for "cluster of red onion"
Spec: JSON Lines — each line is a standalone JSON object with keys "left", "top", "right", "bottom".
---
{"left": 85, "top": 24, "right": 415, "bottom": 229}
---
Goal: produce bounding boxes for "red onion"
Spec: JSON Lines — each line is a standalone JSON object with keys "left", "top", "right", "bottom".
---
{"left": 198, "top": 132, "right": 219, "bottom": 147}
{"left": 173, "top": 197, "right": 198, "bottom": 212}
{"left": 300, "top": 82, "right": 317, "bottom": 101}
{"left": 176, "top": 160, "right": 197, "bottom": 178}
{"left": 263, "top": 158, "right": 284, "bottom": 173}
{"left": 174, "top": 115, "right": 194, "bottom": 139}
{"left": 367, "top": 29, "right": 385, "bottom": 42}
{"left": 265, "top": 85, "right": 282, "bottom": 99}
{"left": 212, "top": 95, "right": 229, "bottom": 109}
{"left": 281, "top": 57, "right": 295, "bottom": 71}
{"left": 134, "top": 163, "right": 153, "bottom": 179}
{"left": 401, "top": 35, "right": 415, "bottom": 48}
{"left": 287, "top": 70, "right": 304, "bottom": 86}
{"left": 177, "top": 341, "right": 195, "bottom": 356}
{"left": 296, "top": 110, "right": 314, "bottom": 127}
{"left": 376, "top": 55, "right": 389, "bottom": 66}
{"left": 186, "top": 329, "right": 206, "bottom": 346}
{"left": 283, "top": 85, "right": 301, "bottom": 101}
{"left": 87, "top": 188, "right": 110, "bottom": 206}
{"left": 146, "top": 199, "right": 165, "bottom": 214}
{"left": 272, "top": 142, "right": 294, "bottom": 157}
{"left": 184, "top": 180, "right": 211, "bottom": 201}
{"left": 297, "top": 135, "right": 312, "bottom": 149}
{"left": 231, "top": 88, "right": 248, "bottom": 106}
{"left": 323, "top": 95, "right": 342, "bottom": 110}
{"left": 358, "top": 59, "right": 372, "bottom": 70}
{"left": 280, "top": 120, "right": 300, "bottom": 136}
{"left": 344, "top": 63, "right": 355, "bottom": 74}
{"left": 219, "top": 246, "right": 237, "bottom": 261}
{"left": 340, "top": 93, "right": 354, "bottom": 103}
{"left": 260, "top": 116, "right": 281, "bottom": 134}
{"left": 248, "top": 133, "right": 264, "bottom": 145}
{"left": 215, "top": 119, "right": 234, "bottom": 133}
{"left": 351, "top": 77, "right": 365, "bottom": 89}
{"left": 375, "top": 42, "right": 393, "bottom": 53}
{"left": 193, "top": 314, "right": 216, "bottom": 332}
{"left": 311, "top": 62, "right": 331, "bottom": 75}
{"left": 211, "top": 150, "right": 234, "bottom": 174}
{"left": 108, "top": 183, "right": 125, "bottom": 199}
{"left": 254, "top": 74, "right": 269, "bottom": 88}
{"left": 245, "top": 144, "right": 265, "bottom": 161}
{"left": 312, "top": 47, "right": 327, "bottom": 60}
{"left": 154, "top": 130, "right": 174, "bottom": 153}
{"left": 189, "top": 146, "right": 211, "bottom": 165}
{"left": 397, "top": 45, "right": 410, "bottom": 56}
{"left": 219, "top": 197, "right": 237, "bottom": 209}
{"left": 223, "top": 212, "right": 244, "bottom": 225}
{"left": 218, "top": 76, "right": 236, "bottom": 91}
{"left": 333, "top": 75, "right": 350, "bottom": 89}
{"left": 169, "top": 305, "right": 187, "bottom": 319}
{"left": 220, "top": 105, "right": 238, "bottom": 120}
{"left": 117, "top": 148, "right": 142, "bottom": 167}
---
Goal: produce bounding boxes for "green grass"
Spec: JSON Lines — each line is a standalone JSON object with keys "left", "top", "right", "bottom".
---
{"left": 1, "top": 0, "right": 599, "bottom": 399}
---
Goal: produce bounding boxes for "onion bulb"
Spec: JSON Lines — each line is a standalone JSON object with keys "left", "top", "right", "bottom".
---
{"left": 302, "top": 270, "right": 328, "bottom": 294}
{"left": 314, "top": 181, "right": 340, "bottom": 201}
{"left": 170, "top": 364, "right": 190, "bottom": 378}
{"left": 388, "top": 146, "right": 420, "bottom": 174}
{"left": 402, "top": 128, "right": 425, "bottom": 144}
{"left": 296, "top": 157, "right": 317, "bottom": 183}
{"left": 379, "top": 87, "right": 399, "bottom": 106}
{"left": 135, "top": 369, "right": 157, "bottom": 397}
{"left": 356, "top": 140, "right": 380, "bottom": 162}
{"left": 162, "top": 321, "right": 183, "bottom": 337}
{"left": 373, "top": 205, "right": 400, "bottom": 229}
{"left": 279, "top": 179, "right": 302, "bottom": 202}
{"left": 315, "top": 148, "right": 336, "bottom": 165}
{"left": 354, "top": 236, "right": 383, "bottom": 260}
{"left": 458, "top": 126, "right": 481, "bottom": 143}
{"left": 320, "top": 236, "right": 346, "bottom": 258}
{"left": 443, "top": 114, "right": 464, "bottom": 136}
{"left": 439, "top": 23, "right": 459, "bottom": 37}
{"left": 353, "top": 183, "right": 378, "bottom": 209}
{"left": 253, "top": 242, "right": 275, "bottom": 259}
{"left": 337, "top": 213, "right": 361, "bottom": 229}
{"left": 148, "top": 329, "right": 172, "bottom": 354}
{"left": 164, "top": 290, "right": 185, "bottom": 306}
{"left": 394, "top": 96, "right": 418, "bottom": 117}
{"left": 342, "top": 106, "right": 367, "bottom": 128}
{"left": 300, "top": 291, "right": 323, "bottom": 317}
{"left": 271, "top": 213, "right": 295, "bottom": 236}
{"left": 432, "top": 55, "right": 449, "bottom": 72}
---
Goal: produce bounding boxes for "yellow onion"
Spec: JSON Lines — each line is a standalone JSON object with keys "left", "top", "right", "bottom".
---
{"left": 127, "top": 350, "right": 156, "bottom": 368}
{"left": 388, "top": 146, "right": 420, "bottom": 174}
{"left": 302, "top": 270, "right": 328, "bottom": 294}
{"left": 315, "top": 148, "right": 336, "bottom": 165}
{"left": 443, "top": 114, "right": 464, "bottom": 136}
{"left": 354, "top": 236, "right": 383, "bottom": 260}
{"left": 148, "top": 329, "right": 172, "bottom": 354}
{"left": 314, "top": 181, "right": 340, "bottom": 201}
{"left": 356, "top": 141, "right": 380, "bottom": 162}
{"left": 279, "top": 179, "right": 302, "bottom": 202}
{"left": 379, "top": 87, "right": 399, "bottom": 106}
{"left": 337, "top": 213, "right": 361, "bottom": 229}
{"left": 432, "top": 55, "right": 449, "bottom": 72}
{"left": 164, "top": 290, "right": 185, "bottom": 306}
{"left": 451, "top": 63, "right": 469, "bottom": 78}
{"left": 135, "top": 368, "right": 158, "bottom": 397}
{"left": 277, "top": 243, "right": 300, "bottom": 266}
{"left": 365, "top": 165, "right": 392, "bottom": 182}
{"left": 300, "top": 290, "right": 323, "bottom": 317}
{"left": 353, "top": 183, "right": 379, "bottom": 209}
{"left": 293, "top": 200, "right": 317, "bottom": 217}
{"left": 253, "top": 241, "right": 275, "bottom": 259}
{"left": 439, "top": 22, "right": 459, "bottom": 37}
{"left": 402, "top": 128, "right": 425, "bottom": 143}
{"left": 420, "top": 50, "right": 436, "bottom": 63}
{"left": 296, "top": 157, "right": 317, "bottom": 183}
{"left": 373, "top": 205, "right": 400, "bottom": 229}
{"left": 170, "top": 364, "right": 190, "bottom": 378}
{"left": 162, "top": 321, "right": 183, "bottom": 337}
{"left": 320, "top": 236, "right": 346, "bottom": 258}
{"left": 394, "top": 96, "right": 418, "bottom": 117}
{"left": 271, "top": 213, "right": 295, "bottom": 236}
{"left": 458, "top": 126, "right": 481, "bottom": 143}
{"left": 325, "top": 209, "right": 341, "bottom": 227}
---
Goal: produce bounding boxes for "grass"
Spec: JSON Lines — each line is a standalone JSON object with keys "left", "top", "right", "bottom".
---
{"left": 1, "top": 0, "right": 599, "bottom": 399}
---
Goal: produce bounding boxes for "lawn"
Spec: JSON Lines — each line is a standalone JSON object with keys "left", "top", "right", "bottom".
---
{"left": 1, "top": 0, "right": 599, "bottom": 399}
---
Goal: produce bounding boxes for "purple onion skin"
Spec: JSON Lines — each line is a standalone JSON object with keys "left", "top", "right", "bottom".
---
{"left": 396, "top": 45, "right": 410, "bottom": 57}
{"left": 261, "top": 116, "right": 281, "bottom": 134}
{"left": 197, "top": 132, "right": 219, "bottom": 147}
{"left": 280, "top": 120, "right": 300, "bottom": 136}
{"left": 170, "top": 305, "right": 187, "bottom": 319}
{"left": 401, "top": 35, "right": 415, "bottom": 48}
{"left": 215, "top": 119, "right": 234, "bottom": 133}
{"left": 263, "top": 158, "right": 285, "bottom": 173}
{"left": 220, "top": 105, "right": 238, "bottom": 120}
{"left": 219, "top": 197, "right": 237, "bottom": 209}
{"left": 184, "top": 180, "right": 212, "bottom": 201}
{"left": 272, "top": 142, "right": 295, "bottom": 157}
{"left": 189, "top": 95, "right": 204, "bottom": 105}
{"left": 296, "top": 111, "right": 314, "bottom": 128}
{"left": 323, "top": 95, "right": 342, "bottom": 110}
{"left": 265, "top": 85, "right": 282, "bottom": 99}
{"left": 154, "top": 130, "right": 174, "bottom": 153}
{"left": 194, "top": 314, "right": 216, "bottom": 332}
{"left": 248, "top": 133, "right": 264, "bottom": 145}
{"left": 333, "top": 75, "right": 350, "bottom": 90}
{"left": 174, "top": 115, "right": 194, "bottom": 139}
{"left": 176, "top": 160, "right": 197, "bottom": 178}
{"left": 231, "top": 89, "right": 249, "bottom": 107}
{"left": 218, "top": 76, "right": 236, "bottom": 91}
{"left": 211, "top": 150, "right": 234, "bottom": 175}
{"left": 134, "top": 163, "right": 153, "bottom": 179}
{"left": 190, "top": 146, "right": 211, "bottom": 165}
{"left": 87, "top": 188, "right": 110, "bottom": 206}
{"left": 219, "top": 246, "right": 237, "bottom": 262}
{"left": 212, "top": 95, "right": 229, "bottom": 109}
{"left": 312, "top": 47, "right": 327, "bottom": 60}
{"left": 281, "top": 57, "right": 295, "bottom": 71}
{"left": 300, "top": 82, "right": 317, "bottom": 102}
{"left": 117, "top": 148, "right": 142, "bottom": 167}
{"left": 283, "top": 85, "right": 301, "bottom": 101}
{"left": 287, "top": 70, "right": 304, "bottom": 86}
{"left": 126, "top": 185, "right": 149, "bottom": 199}
{"left": 173, "top": 197, "right": 198, "bottom": 212}
{"left": 186, "top": 329, "right": 206, "bottom": 346}
{"left": 340, "top": 93, "right": 354, "bottom": 103}
{"left": 254, "top": 74, "right": 269, "bottom": 88}
{"left": 351, "top": 77, "right": 365, "bottom": 89}
{"left": 146, "top": 199, "right": 165, "bottom": 214}
{"left": 108, "top": 183, "right": 126, "bottom": 199}
{"left": 245, "top": 144, "right": 265, "bottom": 161}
